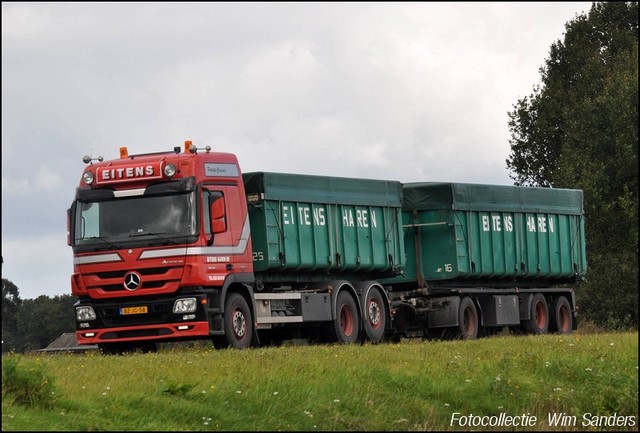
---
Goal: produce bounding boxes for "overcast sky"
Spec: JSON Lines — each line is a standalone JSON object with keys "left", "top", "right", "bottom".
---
{"left": 2, "top": 2, "right": 593, "bottom": 300}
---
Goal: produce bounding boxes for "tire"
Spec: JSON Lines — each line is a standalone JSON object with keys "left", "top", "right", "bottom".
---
{"left": 223, "top": 293, "right": 254, "bottom": 349}
{"left": 522, "top": 293, "right": 549, "bottom": 334}
{"left": 550, "top": 296, "right": 573, "bottom": 334}
{"left": 458, "top": 297, "right": 479, "bottom": 340}
{"left": 362, "top": 287, "right": 386, "bottom": 343}
{"left": 327, "top": 290, "right": 360, "bottom": 344}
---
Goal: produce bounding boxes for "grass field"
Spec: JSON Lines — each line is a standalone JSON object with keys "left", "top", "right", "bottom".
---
{"left": 2, "top": 331, "right": 638, "bottom": 431}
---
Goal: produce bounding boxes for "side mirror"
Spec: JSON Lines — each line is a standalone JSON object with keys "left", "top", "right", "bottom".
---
{"left": 66, "top": 208, "right": 72, "bottom": 246}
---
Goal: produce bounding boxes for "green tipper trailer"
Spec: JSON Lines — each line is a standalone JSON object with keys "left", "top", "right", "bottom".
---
{"left": 243, "top": 172, "right": 405, "bottom": 282}
{"left": 383, "top": 182, "right": 586, "bottom": 340}
{"left": 399, "top": 182, "right": 587, "bottom": 287}
{"left": 242, "top": 172, "right": 406, "bottom": 345}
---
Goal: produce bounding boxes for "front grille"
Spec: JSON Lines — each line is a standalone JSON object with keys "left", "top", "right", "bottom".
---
{"left": 96, "top": 267, "right": 172, "bottom": 279}
{"left": 87, "top": 266, "right": 181, "bottom": 293}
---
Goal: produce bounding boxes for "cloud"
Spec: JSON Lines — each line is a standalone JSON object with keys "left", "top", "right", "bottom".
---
{"left": 1, "top": 2, "right": 593, "bottom": 299}
{"left": 2, "top": 235, "right": 71, "bottom": 300}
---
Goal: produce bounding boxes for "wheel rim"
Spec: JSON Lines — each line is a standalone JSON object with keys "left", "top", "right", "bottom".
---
{"left": 368, "top": 299, "right": 382, "bottom": 330}
{"left": 559, "top": 304, "right": 570, "bottom": 332}
{"left": 535, "top": 301, "right": 547, "bottom": 330}
{"left": 232, "top": 308, "right": 246, "bottom": 339}
{"left": 340, "top": 305, "right": 354, "bottom": 337}
{"left": 462, "top": 306, "right": 477, "bottom": 337}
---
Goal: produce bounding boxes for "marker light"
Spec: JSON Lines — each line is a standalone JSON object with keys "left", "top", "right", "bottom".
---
{"left": 184, "top": 140, "right": 193, "bottom": 153}
{"left": 120, "top": 147, "right": 129, "bottom": 158}
{"left": 164, "top": 163, "right": 177, "bottom": 178}
{"left": 82, "top": 171, "right": 95, "bottom": 185}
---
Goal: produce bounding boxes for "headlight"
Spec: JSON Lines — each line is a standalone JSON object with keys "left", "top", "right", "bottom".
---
{"left": 76, "top": 306, "right": 96, "bottom": 321}
{"left": 164, "top": 163, "right": 177, "bottom": 178}
{"left": 82, "top": 171, "right": 95, "bottom": 185}
{"left": 173, "top": 298, "right": 197, "bottom": 314}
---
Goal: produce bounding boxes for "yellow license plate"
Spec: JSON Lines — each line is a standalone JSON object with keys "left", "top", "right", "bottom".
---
{"left": 120, "top": 306, "right": 148, "bottom": 315}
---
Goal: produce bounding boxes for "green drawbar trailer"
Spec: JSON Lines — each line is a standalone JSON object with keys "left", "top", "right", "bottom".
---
{"left": 243, "top": 172, "right": 405, "bottom": 284}
{"left": 400, "top": 182, "right": 587, "bottom": 288}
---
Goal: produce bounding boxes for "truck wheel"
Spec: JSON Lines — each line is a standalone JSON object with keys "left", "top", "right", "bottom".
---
{"left": 223, "top": 293, "right": 253, "bottom": 349}
{"left": 363, "top": 288, "right": 386, "bottom": 343}
{"left": 458, "top": 297, "right": 479, "bottom": 340}
{"left": 523, "top": 293, "right": 549, "bottom": 334}
{"left": 329, "top": 291, "right": 360, "bottom": 344}
{"left": 550, "top": 296, "right": 573, "bottom": 334}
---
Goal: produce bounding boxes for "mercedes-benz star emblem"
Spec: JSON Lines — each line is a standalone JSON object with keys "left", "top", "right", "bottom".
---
{"left": 123, "top": 271, "right": 141, "bottom": 291}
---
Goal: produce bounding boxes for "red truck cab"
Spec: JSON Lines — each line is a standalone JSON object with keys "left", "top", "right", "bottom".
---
{"left": 68, "top": 142, "right": 254, "bottom": 352}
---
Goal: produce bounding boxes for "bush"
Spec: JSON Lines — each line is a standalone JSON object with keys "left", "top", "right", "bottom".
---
{"left": 2, "top": 356, "right": 57, "bottom": 408}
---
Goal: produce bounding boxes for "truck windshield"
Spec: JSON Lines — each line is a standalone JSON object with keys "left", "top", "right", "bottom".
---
{"left": 74, "top": 191, "right": 196, "bottom": 247}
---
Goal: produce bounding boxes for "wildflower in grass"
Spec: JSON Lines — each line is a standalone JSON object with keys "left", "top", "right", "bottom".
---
{"left": 553, "top": 387, "right": 562, "bottom": 392}
{"left": 444, "top": 403, "right": 450, "bottom": 407}
{"left": 495, "top": 375, "right": 501, "bottom": 382}
{"left": 585, "top": 367, "right": 592, "bottom": 372}
{"left": 236, "top": 390, "right": 242, "bottom": 394}
{"left": 273, "top": 392, "right": 278, "bottom": 395}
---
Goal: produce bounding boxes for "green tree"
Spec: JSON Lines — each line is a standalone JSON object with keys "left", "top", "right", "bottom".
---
{"left": 2, "top": 278, "right": 23, "bottom": 353}
{"left": 3, "top": 278, "right": 77, "bottom": 353}
{"left": 506, "top": 2, "right": 638, "bottom": 328}
{"left": 17, "top": 295, "right": 77, "bottom": 352}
